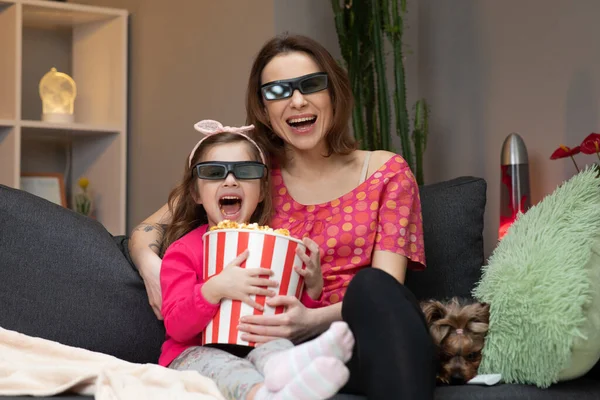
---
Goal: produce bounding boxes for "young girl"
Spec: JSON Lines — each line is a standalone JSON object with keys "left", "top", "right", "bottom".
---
{"left": 158, "top": 119, "right": 355, "bottom": 400}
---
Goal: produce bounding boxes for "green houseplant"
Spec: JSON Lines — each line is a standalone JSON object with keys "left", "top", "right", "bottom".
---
{"left": 331, "top": 0, "right": 429, "bottom": 184}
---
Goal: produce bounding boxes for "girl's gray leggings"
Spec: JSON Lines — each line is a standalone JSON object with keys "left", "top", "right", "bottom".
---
{"left": 169, "top": 339, "right": 293, "bottom": 400}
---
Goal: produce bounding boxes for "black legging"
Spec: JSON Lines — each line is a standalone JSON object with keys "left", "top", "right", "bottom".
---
{"left": 340, "top": 267, "right": 437, "bottom": 399}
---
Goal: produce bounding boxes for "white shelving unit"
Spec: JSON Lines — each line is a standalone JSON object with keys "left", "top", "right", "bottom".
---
{"left": 0, "top": 0, "right": 128, "bottom": 235}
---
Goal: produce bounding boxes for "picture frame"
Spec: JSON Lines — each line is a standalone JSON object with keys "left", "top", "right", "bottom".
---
{"left": 20, "top": 172, "right": 67, "bottom": 208}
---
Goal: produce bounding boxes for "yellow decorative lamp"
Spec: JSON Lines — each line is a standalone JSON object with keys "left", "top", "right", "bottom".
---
{"left": 39, "top": 67, "right": 77, "bottom": 123}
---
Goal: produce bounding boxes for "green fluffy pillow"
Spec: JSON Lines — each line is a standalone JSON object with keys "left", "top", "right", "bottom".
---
{"left": 473, "top": 167, "right": 600, "bottom": 388}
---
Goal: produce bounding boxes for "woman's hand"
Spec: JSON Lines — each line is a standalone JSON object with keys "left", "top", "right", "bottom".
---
{"left": 137, "top": 251, "right": 164, "bottom": 320}
{"left": 237, "top": 295, "right": 317, "bottom": 344}
{"left": 203, "top": 250, "right": 280, "bottom": 311}
{"left": 295, "top": 237, "right": 323, "bottom": 300}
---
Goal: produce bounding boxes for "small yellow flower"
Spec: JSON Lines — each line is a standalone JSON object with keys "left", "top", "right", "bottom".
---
{"left": 78, "top": 177, "right": 89, "bottom": 190}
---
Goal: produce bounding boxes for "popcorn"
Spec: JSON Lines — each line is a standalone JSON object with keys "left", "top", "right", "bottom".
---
{"left": 209, "top": 219, "right": 290, "bottom": 237}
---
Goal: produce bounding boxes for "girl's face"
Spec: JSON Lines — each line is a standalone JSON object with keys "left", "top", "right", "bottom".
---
{"left": 194, "top": 142, "right": 263, "bottom": 227}
{"left": 261, "top": 51, "right": 333, "bottom": 155}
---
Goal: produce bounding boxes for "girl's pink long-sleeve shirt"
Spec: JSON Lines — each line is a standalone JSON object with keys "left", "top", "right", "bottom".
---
{"left": 158, "top": 224, "right": 219, "bottom": 367}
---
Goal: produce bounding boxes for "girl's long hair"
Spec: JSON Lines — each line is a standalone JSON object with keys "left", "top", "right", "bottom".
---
{"left": 160, "top": 133, "right": 273, "bottom": 256}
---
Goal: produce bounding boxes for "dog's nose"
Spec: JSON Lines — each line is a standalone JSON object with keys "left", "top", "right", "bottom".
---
{"left": 449, "top": 373, "right": 465, "bottom": 385}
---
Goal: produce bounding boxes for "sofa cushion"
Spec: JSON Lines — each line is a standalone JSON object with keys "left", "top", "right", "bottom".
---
{"left": 405, "top": 176, "right": 487, "bottom": 301}
{"left": 473, "top": 168, "right": 600, "bottom": 388}
{"left": 0, "top": 184, "right": 165, "bottom": 364}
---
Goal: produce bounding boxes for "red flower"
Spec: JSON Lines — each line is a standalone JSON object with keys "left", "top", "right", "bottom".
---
{"left": 580, "top": 133, "right": 600, "bottom": 155}
{"left": 550, "top": 145, "right": 581, "bottom": 159}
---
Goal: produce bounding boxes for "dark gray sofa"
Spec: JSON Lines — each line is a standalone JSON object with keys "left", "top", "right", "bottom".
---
{"left": 1, "top": 176, "right": 599, "bottom": 400}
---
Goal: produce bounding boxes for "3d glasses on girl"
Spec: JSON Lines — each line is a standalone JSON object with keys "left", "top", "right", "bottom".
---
{"left": 193, "top": 161, "right": 266, "bottom": 180}
{"left": 261, "top": 72, "right": 328, "bottom": 101}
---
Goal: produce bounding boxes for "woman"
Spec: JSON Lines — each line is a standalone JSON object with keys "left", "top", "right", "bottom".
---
{"left": 129, "top": 33, "right": 436, "bottom": 399}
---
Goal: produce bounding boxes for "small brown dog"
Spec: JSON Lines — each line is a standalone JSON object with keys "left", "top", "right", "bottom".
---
{"left": 421, "top": 297, "right": 490, "bottom": 385}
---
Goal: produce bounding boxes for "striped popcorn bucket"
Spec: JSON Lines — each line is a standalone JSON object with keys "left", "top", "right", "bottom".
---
{"left": 201, "top": 229, "right": 306, "bottom": 347}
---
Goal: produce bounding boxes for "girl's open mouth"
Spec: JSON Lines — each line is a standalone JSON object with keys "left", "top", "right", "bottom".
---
{"left": 219, "top": 196, "right": 242, "bottom": 218}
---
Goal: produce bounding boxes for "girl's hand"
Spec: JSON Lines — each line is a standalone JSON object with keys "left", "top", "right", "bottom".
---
{"left": 203, "top": 250, "right": 279, "bottom": 311}
{"left": 295, "top": 237, "right": 323, "bottom": 300}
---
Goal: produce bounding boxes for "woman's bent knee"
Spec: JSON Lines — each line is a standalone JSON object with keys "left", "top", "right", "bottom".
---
{"left": 344, "top": 267, "right": 416, "bottom": 304}
{"left": 342, "top": 267, "right": 425, "bottom": 326}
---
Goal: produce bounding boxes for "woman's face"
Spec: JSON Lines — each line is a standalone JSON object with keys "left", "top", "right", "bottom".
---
{"left": 260, "top": 51, "right": 333, "bottom": 154}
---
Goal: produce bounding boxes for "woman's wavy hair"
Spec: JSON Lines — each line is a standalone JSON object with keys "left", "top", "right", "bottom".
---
{"left": 160, "top": 133, "right": 273, "bottom": 256}
{"left": 246, "top": 33, "right": 356, "bottom": 166}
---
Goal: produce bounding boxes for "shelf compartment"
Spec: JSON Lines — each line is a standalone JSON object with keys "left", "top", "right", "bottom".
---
{"left": 71, "top": 133, "right": 126, "bottom": 235}
{"left": 20, "top": 0, "right": 127, "bottom": 126}
{"left": 21, "top": 0, "right": 124, "bottom": 30}
{"left": 19, "top": 132, "right": 125, "bottom": 235}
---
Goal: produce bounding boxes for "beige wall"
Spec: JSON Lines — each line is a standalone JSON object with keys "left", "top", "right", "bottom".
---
{"left": 70, "top": 0, "right": 275, "bottom": 231}
{"left": 418, "top": 0, "right": 600, "bottom": 258}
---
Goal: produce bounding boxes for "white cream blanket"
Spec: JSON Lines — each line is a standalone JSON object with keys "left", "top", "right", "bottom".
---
{"left": 0, "top": 327, "right": 225, "bottom": 400}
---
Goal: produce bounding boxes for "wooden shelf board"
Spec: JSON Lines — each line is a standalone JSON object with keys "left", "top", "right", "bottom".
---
{"left": 20, "top": 0, "right": 126, "bottom": 30}
{"left": 0, "top": 119, "right": 15, "bottom": 127}
{"left": 20, "top": 119, "right": 120, "bottom": 137}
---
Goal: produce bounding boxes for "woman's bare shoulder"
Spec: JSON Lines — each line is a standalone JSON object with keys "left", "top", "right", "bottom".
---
{"left": 369, "top": 150, "right": 399, "bottom": 171}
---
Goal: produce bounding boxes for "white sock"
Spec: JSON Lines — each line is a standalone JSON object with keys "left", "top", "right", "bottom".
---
{"left": 254, "top": 357, "right": 350, "bottom": 400}
{"left": 263, "top": 321, "right": 354, "bottom": 392}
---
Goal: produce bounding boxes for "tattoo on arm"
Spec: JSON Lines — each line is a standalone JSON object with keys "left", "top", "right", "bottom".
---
{"left": 149, "top": 240, "right": 161, "bottom": 252}
{"left": 133, "top": 223, "right": 167, "bottom": 252}
{"left": 134, "top": 222, "right": 167, "bottom": 233}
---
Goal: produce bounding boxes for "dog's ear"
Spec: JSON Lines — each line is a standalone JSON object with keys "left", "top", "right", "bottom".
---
{"left": 474, "top": 302, "right": 490, "bottom": 323}
{"left": 421, "top": 300, "right": 451, "bottom": 346}
{"left": 420, "top": 300, "right": 447, "bottom": 325}
{"left": 468, "top": 302, "right": 490, "bottom": 334}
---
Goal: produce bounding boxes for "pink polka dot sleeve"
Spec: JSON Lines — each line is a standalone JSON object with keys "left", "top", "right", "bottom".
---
{"left": 375, "top": 159, "right": 426, "bottom": 269}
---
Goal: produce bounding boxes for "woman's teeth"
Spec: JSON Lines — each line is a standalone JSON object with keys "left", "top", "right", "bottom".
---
{"left": 288, "top": 116, "right": 316, "bottom": 124}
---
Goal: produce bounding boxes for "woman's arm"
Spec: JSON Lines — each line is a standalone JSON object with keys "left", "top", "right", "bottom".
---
{"left": 238, "top": 296, "right": 343, "bottom": 344}
{"left": 128, "top": 203, "right": 172, "bottom": 319}
{"left": 371, "top": 250, "right": 408, "bottom": 284}
{"left": 311, "top": 302, "right": 343, "bottom": 334}
{"left": 369, "top": 149, "right": 421, "bottom": 285}
{"left": 129, "top": 203, "right": 171, "bottom": 261}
